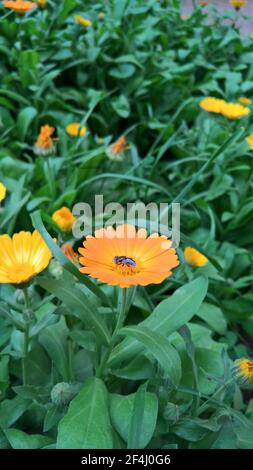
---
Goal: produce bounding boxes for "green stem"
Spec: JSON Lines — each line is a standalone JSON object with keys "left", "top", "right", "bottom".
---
{"left": 197, "top": 378, "right": 234, "bottom": 417}
{"left": 22, "top": 288, "right": 30, "bottom": 386}
{"left": 96, "top": 288, "right": 127, "bottom": 378}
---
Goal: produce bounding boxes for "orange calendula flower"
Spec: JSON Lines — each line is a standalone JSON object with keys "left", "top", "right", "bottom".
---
{"left": 61, "top": 244, "right": 79, "bottom": 264}
{"left": 65, "top": 123, "right": 87, "bottom": 138}
{"left": 106, "top": 136, "right": 128, "bottom": 162}
{"left": 34, "top": 125, "right": 56, "bottom": 155}
{"left": 78, "top": 224, "right": 179, "bottom": 288}
{"left": 0, "top": 231, "right": 52, "bottom": 284}
{"left": 0, "top": 182, "right": 7, "bottom": 202}
{"left": 246, "top": 133, "right": 253, "bottom": 149}
{"left": 3, "top": 0, "right": 37, "bottom": 14}
{"left": 230, "top": 0, "right": 247, "bottom": 9}
{"left": 184, "top": 247, "right": 208, "bottom": 267}
{"left": 74, "top": 15, "right": 92, "bottom": 27}
{"left": 52, "top": 207, "right": 76, "bottom": 232}
{"left": 220, "top": 102, "right": 250, "bottom": 120}
{"left": 200, "top": 97, "right": 226, "bottom": 114}
{"left": 239, "top": 97, "right": 251, "bottom": 106}
{"left": 235, "top": 358, "right": 253, "bottom": 382}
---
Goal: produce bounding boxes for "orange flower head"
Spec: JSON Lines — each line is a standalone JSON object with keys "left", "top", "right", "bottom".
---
{"left": 52, "top": 207, "right": 76, "bottom": 232}
{"left": 184, "top": 247, "right": 208, "bottom": 267}
{"left": 61, "top": 244, "right": 79, "bottom": 265}
{"left": 220, "top": 102, "right": 250, "bottom": 120}
{"left": 78, "top": 224, "right": 179, "bottom": 288}
{"left": 106, "top": 136, "right": 128, "bottom": 162}
{"left": 0, "top": 230, "right": 53, "bottom": 285}
{"left": 200, "top": 97, "right": 226, "bottom": 114}
{"left": 3, "top": 0, "right": 37, "bottom": 14}
{"left": 34, "top": 125, "right": 56, "bottom": 155}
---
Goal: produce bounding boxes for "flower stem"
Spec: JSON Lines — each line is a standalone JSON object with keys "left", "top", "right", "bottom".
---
{"left": 22, "top": 287, "right": 30, "bottom": 386}
{"left": 96, "top": 288, "right": 128, "bottom": 378}
{"left": 197, "top": 378, "right": 234, "bottom": 416}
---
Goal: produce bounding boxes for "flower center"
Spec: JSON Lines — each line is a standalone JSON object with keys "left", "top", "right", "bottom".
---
{"left": 7, "top": 263, "right": 35, "bottom": 284}
{"left": 113, "top": 256, "right": 137, "bottom": 276}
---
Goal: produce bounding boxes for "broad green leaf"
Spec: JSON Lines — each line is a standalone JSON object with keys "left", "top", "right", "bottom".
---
{"left": 39, "top": 317, "right": 69, "bottom": 380}
{"left": 16, "top": 107, "right": 37, "bottom": 141}
{"left": 0, "top": 396, "right": 30, "bottom": 428}
{"left": 4, "top": 429, "right": 53, "bottom": 449}
{"left": 197, "top": 303, "right": 227, "bottom": 335}
{"left": 119, "top": 325, "right": 181, "bottom": 386}
{"left": 57, "top": 378, "right": 113, "bottom": 449}
{"left": 110, "top": 390, "right": 158, "bottom": 449}
{"left": 109, "top": 277, "right": 208, "bottom": 367}
{"left": 38, "top": 278, "right": 110, "bottom": 346}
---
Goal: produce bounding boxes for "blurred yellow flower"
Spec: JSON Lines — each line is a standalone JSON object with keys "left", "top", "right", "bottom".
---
{"left": 66, "top": 123, "right": 87, "bottom": 138}
{"left": 0, "top": 182, "right": 7, "bottom": 202}
{"left": 184, "top": 247, "right": 208, "bottom": 267}
{"left": 200, "top": 97, "right": 226, "bottom": 114}
{"left": 220, "top": 102, "right": 250, "bottom": 120}
{"left": 98, "top": 12, "right": 105, "bottom": 20}
{"left": 34, "top": 125, "right": 56, "bottom": 155}
{"left": 52, "top": 207, "right": 76, "bottom": 232}
{"left": 246, "top": 133, "right": 253, "bottom": 149}
{"left": 230, "top": 0, "right": 247, "bottom": 9}
{"left": 3, "top": 0, "right": 37, "bottom": 14}
{"left": 74, "top": 15, "right": 92, "bottom": 27}
{"left": 37, "top": 0, "right": 47, "bottom": 6}
{"left": 235, "top": 358, "right": 253, "bottom": 382}
{"left": 0, "top": 231, "right": 52, "bottom": 284}
{"left": 239, "top": 97, "right": 251, "bottom": 106}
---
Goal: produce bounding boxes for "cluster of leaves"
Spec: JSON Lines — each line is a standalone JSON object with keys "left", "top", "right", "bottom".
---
{"left": 0, "top": 0, "right": 253, "bottom": 449}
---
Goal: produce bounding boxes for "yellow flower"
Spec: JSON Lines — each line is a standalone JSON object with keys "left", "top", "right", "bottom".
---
{"left": 0, "top": 231, "right": 53, "bottom": 285}
{"left": 220, "top": 102, "right": 250, "bottom": 120}
{"left": 230, "top": 0, "right": 247, "bottom": 9}
{"left": 65, "top": 123, "right": 87, "bottom": 138}
{"left": 36, "top": 0, "right": 47, "bottom": 6}
{"left": 0, "top": 182, "right": 7, "bottom": 202}
{"left": 52, "top": 207, "right": 76, "bottom": 232}
{"left": 200, "top": 97, "right": 226, "bottom": 114}
{"left": 34, "top": 125, "right": 56, "bottom": 155}
{"left": 79, "top": 224, "right": 179, "bottom": 288}
{"left": 3, "top": 0, "right": 37, "bottom": 14}
{"left": 74, "top": 15, "right": 92, "bottom": 27}
{"left": 184, "top": 247, "right": 208, "bottom": 267}
{"left": 246, "top": 133, "right": 253, "bottom": 149}
{"left": 235, "top": 358, "right": 253, "bottom": 382}
{"left": 239, "top": 97, "right": 251, "bottom": 106}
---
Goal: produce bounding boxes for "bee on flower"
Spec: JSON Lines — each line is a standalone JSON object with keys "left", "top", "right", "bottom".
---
{"left": 184, "top": 247, "right": 208, "bottom": 268}
{"left": 3, "top": 0, "right": 37, "bottom": 14}
{"left": 106, "top": 136, "right": 129, "bottom": 162}
{"left": 34, "top": 125, "right": 56, "bottom": 156}
{"left": 52, "top": 207, "right": 76, "bottom": 233}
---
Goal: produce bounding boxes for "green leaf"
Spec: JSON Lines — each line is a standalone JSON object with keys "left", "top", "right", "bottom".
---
{"left": 16, "top": 107, "right": 37, "bottom": 141}
{"left": 38, "top": 278, "right": 110, "bottom": 346}
{"left": 57, "top": 378, "right": 113, "bottom": 449}
{"left": 4, "top": 429, "right": 53, "bottom": 449}
{"left": 119, "top": 325, "right": 181, "bottom": 386}
{"left": 0, "top": 396, "right": 30, "bottom": 428}
{"left": 110, "top": 390, "right": 158, "bottom": 449}
{"left": 109, "top": 277, "right": 208, "bottom": 367}
{"left": 197, "top": 303, "right": 227, "bottom": 335}
{"left": 31, "top": 210, "right": 109, "bottom": 306}
{"left": 39, "top": 317, "right": 69, "bottom": 380}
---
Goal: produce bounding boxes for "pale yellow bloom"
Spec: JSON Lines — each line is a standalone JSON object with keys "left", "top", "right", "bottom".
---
{"left": 239, "top": 97, "right": 251, "bottom": 106}
{"left": 235, "top": 358, "right": 253, "bottom": 382}
{"left": 184, "top": 247, "right": 208, "bottom": 267}
{"left": 230, "top": 0, "right": 247, "bottom": 9}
